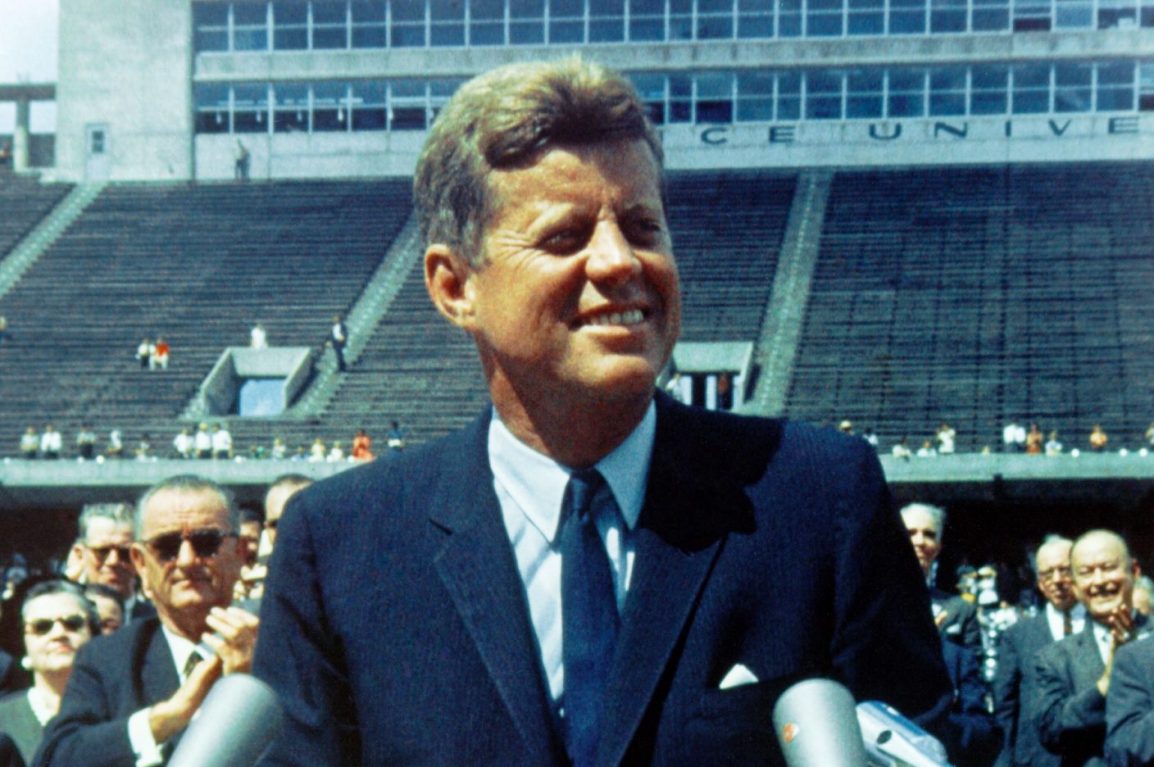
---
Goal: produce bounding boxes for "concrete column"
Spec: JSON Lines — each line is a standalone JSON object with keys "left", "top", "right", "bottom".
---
{"left": 13, "top": 97, "right": 30, "bottom": 172}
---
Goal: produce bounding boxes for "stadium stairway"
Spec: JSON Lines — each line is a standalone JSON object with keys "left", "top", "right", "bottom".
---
{"left": 0, "top": 179, "right": 90, "bottom": 297}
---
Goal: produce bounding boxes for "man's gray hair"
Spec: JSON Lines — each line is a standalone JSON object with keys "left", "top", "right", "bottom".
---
{"left": 77, "top": 503, "right": 135, "bottom": 543}
{"left": 899, "top": 502, "right": 946, "bottom": 536}
{"left": 135, "top": 474, "right": 238, "bottom": 538}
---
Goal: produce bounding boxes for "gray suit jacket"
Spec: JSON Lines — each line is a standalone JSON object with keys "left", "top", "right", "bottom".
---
{"left": 0, "top": 692, "right": 39, "bottom": 766}
{"left": 993, "top": 612, "right": 1062, "bottom": 767}
{"left": 1036, "top": 616, "right": 1150, "bottom": 767}
{"left": 1104, "top": 636, "right": 1154, "bottom": 767}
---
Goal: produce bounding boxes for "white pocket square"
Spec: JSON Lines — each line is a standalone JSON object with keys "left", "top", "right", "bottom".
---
{"left": 719, "top": 663, "right": 759, "bottom": 690}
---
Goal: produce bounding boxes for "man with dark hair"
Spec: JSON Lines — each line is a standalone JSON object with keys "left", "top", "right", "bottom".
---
{"left": 1035, "top": 529, "right": 1148, "bottom": 767}
{"left": 255, "top": 57, "right": 950, "bottom": 767}
{"left": 35, "top": 475, "right": 258, "bottom": 767}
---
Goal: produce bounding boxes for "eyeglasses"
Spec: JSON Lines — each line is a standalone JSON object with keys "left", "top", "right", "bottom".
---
{"left": 1038, "top": 566, "right": 1073, "bottom": 581}
{"left": 26, "top": 614, "right": 88, "bottom": 636}
{"left": 86, "top": 544, "right": 132, "bottom": 564}
{"left": 144, "top": 529, "right": 235, "bottom": 563}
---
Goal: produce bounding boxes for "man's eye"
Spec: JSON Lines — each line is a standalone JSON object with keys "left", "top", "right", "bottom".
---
{"left": 542, "top": 228, "right": 587, "bottom": 252}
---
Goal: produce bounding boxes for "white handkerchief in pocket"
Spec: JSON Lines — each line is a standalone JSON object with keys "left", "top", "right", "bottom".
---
{"left": 718, "top": 663, "right": 759, "bottom": 690}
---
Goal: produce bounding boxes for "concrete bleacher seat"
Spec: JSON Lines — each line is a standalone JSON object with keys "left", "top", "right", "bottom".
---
{"left": 787, "top": 161, "right": 1154, "bottom": 453}
{"left": 0, "top": 176, "right": 73, "bottom": 258}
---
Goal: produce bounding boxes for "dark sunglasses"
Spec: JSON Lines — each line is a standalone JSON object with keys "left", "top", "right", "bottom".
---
{"left": 144, "top": 528, "right": 235, "bottom": 563}
{"left": 26, "top": 614, "right": 88, "bottom": 636}
{"left": 86, "top": 544, "right": 132, "bottom": 564}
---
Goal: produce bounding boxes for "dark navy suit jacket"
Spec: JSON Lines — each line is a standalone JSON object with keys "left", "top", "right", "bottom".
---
{"left": 253, "top": 393, "right": 953, "bottom": 766}
{"left": 993, "top": 612, "right": 1063, "bottom": 767}
{"left": 33, "top": 618, "right": 181, "bottom": 767}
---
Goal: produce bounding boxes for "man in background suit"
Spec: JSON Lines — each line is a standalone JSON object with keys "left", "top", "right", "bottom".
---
{"left": 254, "top": 57, "right": 952, "bottom": 767}
{"left": 68, "top": 503, "right": 154, "bottom": 623}
{"left": 901, "top": 502, "right": 981, "bottom": 650}
{"left": 1035, "top": 530, "right": 1148, "bottom": 767}
{"left": 993, "top": 536, "right": 1084, "bottom": 767}
{"left": 35, "top": 476, "right": 258, "bottom": 767}
{"left": 1105, "top": 634, "right": 1154, "bottom": 767}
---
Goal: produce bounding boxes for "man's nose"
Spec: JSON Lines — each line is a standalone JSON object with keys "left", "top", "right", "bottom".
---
{"left": 586, "top": 222, "right": 640, "bottom": 284}
{"left": 175, "top": 538, "right": 198, "bottom": 566}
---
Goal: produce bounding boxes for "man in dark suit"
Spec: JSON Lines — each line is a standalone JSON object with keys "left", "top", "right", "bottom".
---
{"left": 68, "top": 503, "right": 155, "bottom": 624}
{"left": 1105, "top": 634, "right": 1154, "bottom": 767}
{"left": 993, "top": 536, "right": 1084, "bottom": 767}
{"left": 34, "top": 476, "right": 258, "bottom": 767}
{"left": 900, "top": 502, "right": 982, "bottom": 651}
{"left": 253, "top": 57, "right": 952, "bottom": 767}
{"left": 1035, "top": 530, "right": 1148, "bottom": 767}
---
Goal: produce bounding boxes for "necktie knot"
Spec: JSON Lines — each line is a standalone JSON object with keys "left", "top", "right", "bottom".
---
{"left": 183, "top": 650, "right": 204, "bottom": 678}
{"left": 566, "top": 469, "right": 607, "bottom": 525}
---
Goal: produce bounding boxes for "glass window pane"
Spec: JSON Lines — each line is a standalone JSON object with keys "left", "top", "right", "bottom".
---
{"left": 235, "top": 4, "right": 269, "bottom": 23}
{"left": 352, "top": 2, "right": 386, "bottom": 21}
{"left": 393, "top": 1, "right": 425, "bottom": 20}
{"left": 194, "top": 83, "right": 231, "bottom": 133}
{"left": 313, "top": 82, "right": 348, "bottom": 131}
{"left": 929, "top": 67, "right": 965, "bottom": 115}
{"left": 314, "top": 2, "right": 347, "bottom": 22}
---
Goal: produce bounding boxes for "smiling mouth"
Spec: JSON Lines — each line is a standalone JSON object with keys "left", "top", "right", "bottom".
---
{"left": 582, "top": 308, "right": 646, "bottom": 328}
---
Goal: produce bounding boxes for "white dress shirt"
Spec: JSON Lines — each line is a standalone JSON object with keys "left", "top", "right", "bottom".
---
{"left": 489, "top": 403, "right": 655, "bottom": 703}
{"left": 1044, "top": 601, "right": 1086, "bottom": 642}
{"left": 127, "top": 626, "right": 207, "bottom": 767}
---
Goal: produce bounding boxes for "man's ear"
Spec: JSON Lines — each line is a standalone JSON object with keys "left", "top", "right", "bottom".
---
{"left": 425, "top": 244, "right": 476, "bottom": 331}
{"left": 130, "top": 544, "right": 148, "bottom": 579}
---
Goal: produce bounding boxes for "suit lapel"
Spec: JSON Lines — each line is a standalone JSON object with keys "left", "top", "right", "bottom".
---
{"left": 135, "top": 620, "right": 179, "bottom": 709}
{"left": 599, "top": 395, "right": 743, "bottom": 767}
{"left": 430, "top": 410, "right": 565, "bottom": 765}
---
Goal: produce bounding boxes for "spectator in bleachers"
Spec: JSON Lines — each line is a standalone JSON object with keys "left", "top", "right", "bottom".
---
{"left": 992, "top": 536, "right": 1082, "bottom": 767}
{"left": 308, "top": 438, "right": 326, "bottom": 462}
{"left": 0, "top": 580, "right": 98, "bottom": 766}
{"left": 862, "top": 426, "right": 879, "bottom": 447}
{"left": 250, "top": 323, "right": 267, "bottom": 349}
{"left": 18, "top": 427, "right": 38, "bottom": 460}
{"left": 210, "top": 423, "right": 232, "bottom": 461}
{"left": 74, "top": 425, "right": 96, "bottom": 462}
{"left": 892, "top": 435, "right": 913, "bottom": 460}
{"left": 133, "top": 434, "right": 153, "bottom": 461}
{"left": 81, "top": 584, "right": 124, "bottom": 636}
{"left": 351, "top": 429, "right": 373, "bottom": 462}
{"left": 937, "top": 422, "right": 957, "bottom": 454}
{"left": 1027, "top": 423, "right": 1045, "bottom": 455}
{"left": 1004, "top": 418, "right": 1027, "bottom": 453}
{"left": 0, "top": 315, "right": 8, "bottom": 346}
{"left": 105, "top": 429, "right": 123, "bottom": 460}
{"left": 234, "top": 139, "right": 250, "bottom": 181}
{"left": 326, "top": 441, "right": 345, "bottom": 462}
{"left": 1035, "top": 529, "right": 1148, "bottom": 767}
{"left": 38, "top": 426, "right": 61, "bottom": 461}
{"left": 386, "top": 420, "right": 406, "bottom": 452}
{"left": 1046, "top": 430, "right": 1065, "bottom": 456}
{"left": 150, "top": 338, "right": 169, "bottom": 371}
{"left": 917, "top": 439, "right": 938, "bottom": 457}
{"left": 193, "top": 423, "right": 211, "bottom": 460}
{"left": 330, "top": 314, "right": 348, "bottom": 372}
{"left": 270, "top": 436, "right": 287, "bottom": 460}
{"left": 135, "top": 338, "right": 151, "bottom": 370}
{"left": 171, "top": 427, "right": 193, "bottom": 460}
{"left": 1089, "top": 424, "right": 1109, "bottom": 453}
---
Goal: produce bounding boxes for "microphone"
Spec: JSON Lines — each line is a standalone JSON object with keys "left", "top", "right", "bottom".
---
{"left": 168, "top": 673, "right": 285, "bottom": 767}
{"left": 856, "top": 700, "right": 952, "bottom": 767}
{"left": 771, "top": 677, "right": 870, "bottom": 766}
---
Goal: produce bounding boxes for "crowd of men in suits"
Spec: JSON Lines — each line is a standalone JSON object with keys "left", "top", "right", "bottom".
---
{"left": 902, "top": 499, "right": 1154, "bottom": 767}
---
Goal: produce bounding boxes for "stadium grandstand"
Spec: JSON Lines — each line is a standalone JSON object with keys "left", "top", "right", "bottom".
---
{"left": 0, "top": 0, "right": 1153, "bottom": 578}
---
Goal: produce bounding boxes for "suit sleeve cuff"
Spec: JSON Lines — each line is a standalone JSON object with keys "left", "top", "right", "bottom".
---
{"left": 128, "top": 708, "right": 165, "bottom": 767}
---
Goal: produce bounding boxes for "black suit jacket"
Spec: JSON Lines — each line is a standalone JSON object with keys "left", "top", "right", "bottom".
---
{"left": 994, "top": 612, "right": 1063, "bottom": 767}
{"left": 1035, "top": 617, "right": 1149, "bottom": 767}
{"left": 253, "top": 394, "right": 953, "bottom": 766}
{"left": 33, "top": 618, "right": 180, "bottom": 767}
{"left": 1105, "top": 635, "right": 1154, "bottom": 767}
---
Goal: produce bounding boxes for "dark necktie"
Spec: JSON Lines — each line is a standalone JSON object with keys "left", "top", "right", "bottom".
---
{"left": 1063, "top": 610, "right": 1073, "bottom": 637}
{"left": 560, "top": 469, "right": 620, "bottom": 767}
{"left": 183, "top": 650, "right": 204, "bottom": 678}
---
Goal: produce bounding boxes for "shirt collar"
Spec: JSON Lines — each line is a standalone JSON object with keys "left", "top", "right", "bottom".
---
{"left": 160, "top": 624, "right": 205, "bottom": 680}
{"left": 488, "top": 401, "right": 656, "bottom": 544}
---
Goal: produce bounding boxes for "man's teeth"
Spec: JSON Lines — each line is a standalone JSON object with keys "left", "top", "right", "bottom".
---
{"left": 587, "top": 309, "right": 644, "bottom": 327}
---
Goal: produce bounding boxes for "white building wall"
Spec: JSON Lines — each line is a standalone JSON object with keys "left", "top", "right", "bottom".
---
{"left": 55, "top": 0, "right": 192, "bottom": 182}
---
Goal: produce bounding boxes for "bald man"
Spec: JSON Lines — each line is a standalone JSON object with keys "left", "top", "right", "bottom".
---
{"left": 1034, "top": 530, "right": 1148, "bottom": 767}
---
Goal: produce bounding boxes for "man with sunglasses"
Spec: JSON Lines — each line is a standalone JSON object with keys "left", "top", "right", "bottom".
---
{"left": 34, "top": 475, "right": 258, "bottom": 767}
{"left": 69, "top": 503, "right": 154, "bottom": 623}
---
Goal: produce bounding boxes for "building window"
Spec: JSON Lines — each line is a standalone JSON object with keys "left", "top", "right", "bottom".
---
{"left": 351, "top": 81, "right": 388, "bottom": 129}
{"left": 313, "top": 1, "right": 351, "bottom": 48}
{"left": 806, "top": 70, "right": 844, "bottom": 119}
{"left": 511, "top": 0, "right": 546, "bottom": 42}
{"left": 195, "top": 83, "right": 232, "bottom": 133}
{"left": 1140, "top": 62, "right": 1154, "bottom": 110}
{"left": 233, "top": 83, "right": 270, "bottom": 133}
{"left": 1055, "top": 0, "right": 1093, "bottom": 27}
{"left": 1011, "top": 63, "right": 1051, "bottom": 112}
{"left": 392, "top": 1, "right": 428, "bottom": 46}
{"left": 778, "top": 71, "right": 803, "bottom": 120}
{"left": 549, "top": 0, "right": 585, "bottom": 42}
{"left": 848, "top": 0, "right": 885, "bottom": 34}
{"left": 1054, "top": 62, "right": 1093, "bottom": 112}
{"left": 736, "top": 71, "right": 775, "bottom": 121}
{"left": 737, "top": 0, "right": 774, "bottom": 37}
{"left": 971, "top": 0, "right": 1010, "bottom": 29}
{"left": 273, "top": 2, "right": 309, "bottom": 49}
{"left": 470, "top": 0, "right": 507, "bottom": 45}
{"left": 696, "top": 72, "right": 734, "bottom": 122}
{"left": 970, "top": 64, "right": 1009, "bottom": 114}
{"left": 352, "top": 1, "right": 388, "bottom": 47}
{"left": 808, "top": 0, "right": 845, "bottom": 36}
{"left": 931, "top": 0, "right": 969, "bottom": 31}
{"left": 929, "top": 66, "right": 966, "bottom": 115}
{"left": 1097, "top": 61, "right": 1136, "bottom": 111}
{"left": 887, "top": 69, "right": 926, "bottom": 116}
{"left": 590, "top": 0, "right": 626, "bottom": 41}
{"left": 847, "top": 70, "right": 884, "bottom": 117}
{"left": 233, "top": 3, "right": 271, "bottom": 51}
{"left": 194, "top": 4, "right": 230, "bottom": 51}
{"left": 431, "top": 0, "right": 466, "bottom": 46}
{"left": 274, "top": 83, "right": 310, "bottom": 132}
{"left": 313, "top": 82, "right": 349, "bottom": 131}
{"left": 697, "top": 0, "right": 736, "bottom": 39}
